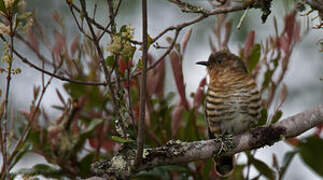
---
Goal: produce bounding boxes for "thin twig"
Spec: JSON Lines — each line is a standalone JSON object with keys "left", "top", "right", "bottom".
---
{"left": 237, "top": 7, "right": 249, "bottom": 29}
{"left": 135, "top": 0, "right": 148, "bottom": 167}
{"left": 0, "top": 59, "right": 59, "bottom": 179}
{"left": 79, "top": 0, "right": 126, "bottom": 137}
{"left": 151, "top": 2, "right": 252, "bottom": 43}
{"left": 0, "top": 15, "right": 15, "bottom": 180}
{"left": 127, "top": 68, "right": 135, "bottom": 126}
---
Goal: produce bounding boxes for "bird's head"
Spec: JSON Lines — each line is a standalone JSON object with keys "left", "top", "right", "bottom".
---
{"left": 196, "top": 50, "right": 247, "bottom": 77}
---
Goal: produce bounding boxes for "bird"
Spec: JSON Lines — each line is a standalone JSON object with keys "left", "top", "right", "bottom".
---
{"left": 196, "top": 50, "right": 261, "bottom": 177}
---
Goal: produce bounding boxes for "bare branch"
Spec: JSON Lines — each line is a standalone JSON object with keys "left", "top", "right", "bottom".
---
{"left": 92, "top": 105, "right": 323, "bottom": 178}
{"left": 135, "top": 0, "right": 148, "bottom": 167}
{"left": 304, "top": 0, "right": 323, "bottom": 13}
{"left": 151, "top": 1, "right": 252, "bottom": 43}
{"left": 0, "top": 14, "right": 15, "bottom": 180}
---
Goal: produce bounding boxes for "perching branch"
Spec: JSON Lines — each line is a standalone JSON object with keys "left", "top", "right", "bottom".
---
{"left": 92, "top": 104, "right": 323, "bottom": 179}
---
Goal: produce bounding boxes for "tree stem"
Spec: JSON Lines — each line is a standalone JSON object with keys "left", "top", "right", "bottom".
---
{"left": 135, "top": 0, "right": 148, "bottom": 167}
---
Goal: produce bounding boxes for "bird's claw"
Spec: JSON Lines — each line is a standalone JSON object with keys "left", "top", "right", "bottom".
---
{"left": 215, "top": 134, "right": 234, "bottom": 156}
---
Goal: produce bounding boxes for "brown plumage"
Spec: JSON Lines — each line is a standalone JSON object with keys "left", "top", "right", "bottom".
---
{"left": 197, "top": 50, "right": 261, "bottom": 177}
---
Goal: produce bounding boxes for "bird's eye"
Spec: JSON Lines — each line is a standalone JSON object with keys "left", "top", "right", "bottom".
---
{"left": 215, "top": 58, "right": 223, "bottom": 64}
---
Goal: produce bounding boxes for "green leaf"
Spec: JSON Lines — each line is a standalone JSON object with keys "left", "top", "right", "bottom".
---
{"left": 202, "top": 159, "right": 213, "bottom": 179}
{"left": 182, "top": 110, "right": 198, "bottom": 141}
{"left": 81, "top": 118, "right": 103, "bottom": 137}
{"left": 231, "top": 164, "right": 245, "bottom": 180}
{"left": 135, "top": 167, "right": 171, "bottom": 180}
{"left": 137, "top": 58, "right": 143, "bottom": 70}
{"left": 251, "top": 157, "right": 276, "bottom": 180}
{"left": 299, "top": 136, "right": 323, "bottom": 177}
{"left": 280, "top": 151, "right": 297, "bottom": 179}
{"left": 248, "top": 44, "right": 261, "bottom": 72}
{"left": 111, "top": 136, "right": 134, "bottom": 143}
{"left": 119, "top": 25, "right": 127, "bottom": 33}
{"left": 14, "top": 164, "right": 64, "bottom": 178}
{"left": 73, "top": 119, "right": 103, "bottom": 152}
{"left": 262, "top": 69, "right": 273, "bottom": 89}
{"left": 272, "top": 57, "right": 279, "bottom": 68}
{"left": 271, "top": 110, "right": 282, "bottom": 124}
{"left": 105, "top": 55, "right": 115, "bottom": 68}
{"left": 158, "top": 165, "right": 189, "bottom": 173}
{"left": 135, "top": 165, "right": 189, "bottom": 180}
{"left": 79, "top": 153, "right": 95, "bottom": 176}
{"left": 258, "top": 108, "right": 268, "bottom": 126}
{"left": 16, "top": 11, "right": 32, "bottom": 22}
{"left": 9, "top": 144, "right": 32, "bottom": 170}
{"left": 0, "top": 0, "right": 6, "bottom": 14}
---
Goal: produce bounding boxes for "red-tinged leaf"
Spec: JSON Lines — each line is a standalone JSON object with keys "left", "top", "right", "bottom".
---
{"left": 283, "top": 11, "right": 297, "bottom": 44}
{"left": 314, "top": 124, "right": 323, "bottom": 138}
{"left": 147, "top": 53, "right": 154, "bottom": 65}
{"left": 279, "top": 84, "right": 287, "bottom": 108}
{"left": 169, "top": 51, "right": 189, "bottom": 109}
{"left": 146, "top": 58, "right": 165, "bottom": 97}
{"left": 133, "top": 104, "right": 140, "bottom": 119}
{"left": 56, "top": 89, "right": 66, "bottom": 106}
{"left": 19, "top": 109, "right": 30, "bottom": 119}
{"left": 27, "top": 27, "right": 39, "bottom": 52}
{"left": 273, "top": 16, "right": 278, "bottom": 37}
{"left": 209, "top": 36, "right": 217, "bottom": 53}
{"left": 52, "top": 11, "right": 64, "bottom": 28}
{"left": 70, "top": 34, "right": 80, "bottom": 57}
{"left": 118, "top": 57, "right": 132, "bottom": 75}
{"left": 155, "top": 59, "right": 165, "bottom": 98}
{"left": 89, "top": 138, "right": 115, "bottom": 152}
{"left": 123, "top": 79, "right": 135, "bottom": 88}
{"left": 222, "top": 19, "right": 232, "bottom": 48}
{"left": 72, "top": 96, "right": 86, "bottom": 134}
{"left": 181, "top": 28, "right": 192, "bottom": 53}
{"left": 193, "top": 77, "right": 206, "bottom": 111}
{"left": 272, "top": 153, "right": 279, "bottom": 171}
{"left": 280, "top": 36, "right": 289, "bottom": 54}
{"left": 171, "top": 101, "right": 185, "bottom": 136}
{"left": 293, "top": 22, "right": 301, "bottom": 43}
{"left": 53, "top": 30, "right": 66, "bottom": 63}
{"left": 146, "top": 72, "right": 157, "bottom": 97}
{"left": 286, "top": 137, "right": 299, "bottom": 146}
{"left": 244, "top": 31, "right": 255, "bottom": 58}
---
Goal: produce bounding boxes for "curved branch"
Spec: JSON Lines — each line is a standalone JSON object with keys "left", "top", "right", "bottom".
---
{"left": 92, "top": 104, "right": 323, "bottom": 178}
{"left": 151, "top": 3, "right": 250, "bottom": 43}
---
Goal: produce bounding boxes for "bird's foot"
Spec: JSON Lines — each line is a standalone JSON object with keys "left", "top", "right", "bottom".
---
{"left": 215, "top": 134, "right": 234, "bottom": 156}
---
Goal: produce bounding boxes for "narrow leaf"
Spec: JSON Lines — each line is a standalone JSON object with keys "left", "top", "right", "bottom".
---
{"left": 248, "top": 44, "right": 261, "bottom": 72}
{"left": 181, "top": 28, "right": 192, "bottom": 53}
{"left": 169, "top": 51, "right": 188, "bottom": 109}
{"left": 111, "top": 136, "right": 134, "bottom": 143}
{"left": 280, "top": 151, "right": 297, "bottom": 179}
{"left": 299, "top": 137, "right": 323, "bottom": 177}
{"left": 251, "top": 157, "right": 276, "bottom": 180}
{"left": 193, "top": 77, "right": 206, "bottom": 110}
{"left": 271, "top": 110, "right": 282, "bottom": 124}
{"left": 244, "top": 31, "right": 255, "bottom": 58}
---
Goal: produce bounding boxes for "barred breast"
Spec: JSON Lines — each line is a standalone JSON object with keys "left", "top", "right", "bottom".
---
{"left": 206, "top": 74, "right": 261, "bottom": 137}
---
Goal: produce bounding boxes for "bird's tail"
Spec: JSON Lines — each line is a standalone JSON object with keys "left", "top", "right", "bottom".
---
{"left": 213, "top": 155, "right": 234, "bottom": 177}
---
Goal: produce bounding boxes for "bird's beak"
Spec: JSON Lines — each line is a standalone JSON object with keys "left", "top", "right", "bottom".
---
{"left": 196, "top": 61, "right": 209, "bottom": 66}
